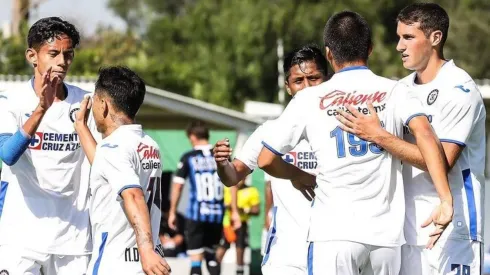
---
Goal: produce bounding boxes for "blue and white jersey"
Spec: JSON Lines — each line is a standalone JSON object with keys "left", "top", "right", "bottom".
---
{"left": 0, "top": 79, "right": 97, "bottom": 254}
{"left": 174, "top": 144, "right": 224, "bottom": 223}
{"left": 262, "top": 67, "right": 426, "bottom": 247}
{"left": 400, "top": 60, "right": 486, "bottom": 246}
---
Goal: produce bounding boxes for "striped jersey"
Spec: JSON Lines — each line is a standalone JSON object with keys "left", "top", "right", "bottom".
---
{"left": 174, "top": 144, "right": 224, "bottom": 223}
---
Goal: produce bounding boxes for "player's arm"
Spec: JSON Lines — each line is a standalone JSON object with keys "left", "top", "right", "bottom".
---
{"left": 104, "top": 146, "right": 170, "bottom": 274}
{"left": 0, "top": 70, "right": 58, "bottom": 166}
{"left": 121, "top": 188, "right": 170, "bottom": 275}
{"left": 168, "top": 154, "right": 188, "bottom": 231}
{"left": 257, "top": 95, "right": 316, "bottom": 196}
{"left": 74, "top": 95, "right": 97, "bottom": 164}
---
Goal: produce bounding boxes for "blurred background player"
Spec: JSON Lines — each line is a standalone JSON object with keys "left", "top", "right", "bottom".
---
{"left": 76, "top": 66, "right": 170, "bottom": 275}
{"left": 169, "top": 120, "right": 224, "bottom": 275}
{"left": 0, "top": 17, "right": 97, "bottom": 274}
{"left": 216, "top": 179, "right": 260, "bottom": 275}
{"left": 160, "top": 210, "right": 187, "bottom": 258}
{"left": 213, "top": 45, "right": 328, "bottom": 275}
{"left": 336, "top": 3, "right": 486, "bottom": 274}
{"left": 257, "top": 11, "right": 453, "bottom": 275}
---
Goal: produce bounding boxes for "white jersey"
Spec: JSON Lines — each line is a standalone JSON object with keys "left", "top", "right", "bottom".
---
{"left": 87, "top": 125, "right": 163, "bottom": 274}
{"left": 400, "top": 60, "right": 486, "bottom": 245}
{"left": 0, "top": 80, "right": 96, "bottom": 254}
{"left": 262, "top": 67, "right": 426, "bottom": 247}
{"left": 236, "top": 123, "right": 317, "bottom": 268}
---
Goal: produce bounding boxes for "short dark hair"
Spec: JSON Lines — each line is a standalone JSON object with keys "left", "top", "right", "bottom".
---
{"left": 95, "top": 66, "right": 146, "bottom": 119}
{"left": 323, "top": 11, "right": 372, "bottom": 64}
{"left": 27, "top": 17, "right": 80, "bottom": 50}
{"left": 397, "top": 3, "right": 449, "bottom": 49}
{"left": 283, "top": 45, "right": 329, "bottom": 80}
{"left": 186, "top": 120, "right": 209, "bottom": 140}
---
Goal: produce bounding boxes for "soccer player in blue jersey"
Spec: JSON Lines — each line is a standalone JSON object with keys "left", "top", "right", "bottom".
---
{"left": 168, "top": 120, "right": 224, "bottom": 275}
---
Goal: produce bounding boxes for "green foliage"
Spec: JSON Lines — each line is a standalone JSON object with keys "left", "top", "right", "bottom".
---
{"left": 1, "top": 0, "right": 489, "bottom": 108}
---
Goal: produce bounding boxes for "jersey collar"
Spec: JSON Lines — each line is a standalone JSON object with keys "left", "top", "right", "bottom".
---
{"left": 336, "top": 66, "right": 369, "bottom": 73}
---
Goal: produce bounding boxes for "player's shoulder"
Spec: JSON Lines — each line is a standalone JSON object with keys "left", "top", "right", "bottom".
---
{"left": 0, "top": 81, "right": 32, "bottom": 105}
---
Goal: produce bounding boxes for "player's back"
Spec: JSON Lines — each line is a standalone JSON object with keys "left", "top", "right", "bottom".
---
{"left": 0, "top": 80, "right": 93, "bottom": 254}
{"left": 88, "top": 125, "right": 163, "bottom": 274}
{"left": 179, "top": 145, "right": 224, "bottom": 224}
{"left": 264, "top": 67, "right": 424, "bottom": 247}
{"left": 400, "top": 60, "right": 486, "bottom": 245}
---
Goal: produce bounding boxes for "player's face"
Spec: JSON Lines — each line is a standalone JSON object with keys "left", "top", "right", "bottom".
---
{"left": 286, "top": 61, "right": 325, "bottom": 96}
{"left": 396, "top": 22, "right": 432, "bottom": 71}
{"left": 31, "top": 35, "right": 74, "bottom": 81}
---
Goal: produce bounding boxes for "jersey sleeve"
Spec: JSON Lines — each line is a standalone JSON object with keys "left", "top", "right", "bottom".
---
{"left": 437, "top": 82, "right": 484, "bottom": 146}
{"left": 261, "top": 94, "right": 308, "bottom": 155}
{"left": 173, "top": 153, "right": 189, "bottom": 184}
{"left": 235, "top": 123, "right": 269, "bottom": 170}
{"left": 99, "top": 144, "right": 142, "bottom": 198}
{"left": 392, "top": 83, "right": 427, "bottom": 126}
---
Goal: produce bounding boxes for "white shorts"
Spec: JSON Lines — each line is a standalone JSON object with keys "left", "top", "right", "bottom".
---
{"left": 400, "top": 240, "right": 482, "bottom": 275}
{"left": 307, "top": 241, "right": 400, "bottom": 275}
{"left": 0, "top": 245, "right": 89, "bottom": 275}
{"left": 262, "top": 264, "right": 307, "bottom": 275}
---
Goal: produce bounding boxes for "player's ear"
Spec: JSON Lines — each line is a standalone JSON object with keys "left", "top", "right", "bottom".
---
{"left": 325, "top": 47, "right": 333, "bottom": 65}
{"left": 430, "top": 30, "right": 443, "bottom": 47}
{"left": 25, "top": 48, "right": 38, "bottom": 67}
{"left": 102, "top": 99, "right": 109, "bottom": 118}
{"left": 285, "top": 82, "right": 292, "bottom": 96}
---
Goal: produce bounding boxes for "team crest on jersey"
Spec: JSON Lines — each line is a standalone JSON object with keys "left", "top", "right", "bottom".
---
{"left": 28, "top": 132, "right": 80, "bottom": 151}
{"left": 0, "top": 270, "right": 9, "bottom": 275}
{"left": 427, "top": 89, "right": 438, "bottom": 105}
{"left": 28, "top": 132, "right": 43, "bottom": 150}
{"left": 69, "top": 108, "right": 80, "bottom": 123}
{"left": 282, "top": 152, "right": 297, "bottom": 166}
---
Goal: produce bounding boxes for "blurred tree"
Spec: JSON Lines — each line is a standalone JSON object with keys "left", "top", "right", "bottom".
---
{"left": 1, "top": 0, "right": 489, "bottom": 108}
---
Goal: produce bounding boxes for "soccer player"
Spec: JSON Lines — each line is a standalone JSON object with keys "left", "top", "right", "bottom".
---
{"left": 168, "top": 120, "right": 223, "bottom": 275}
{"left": 0, "top": 17, "right": 96, "bottom": 274}
{"left": 257, "top": 11, "right": 453, "bottom": 275}
{"left": 76, "top": 66, "right": 171, "bottom": 275}
{"left": 213, "top": 45, "right": 328, "bottom": 275}
{"left": 336, "top": 3, "right": 485, "bottom": 274}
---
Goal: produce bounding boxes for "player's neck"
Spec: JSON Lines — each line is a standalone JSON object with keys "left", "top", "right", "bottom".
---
{"left": 102, "top": 116, "right": 134, "bottom": 138}
{"left": 415, "top": 53, "right": 447, "bottom": 85}
{"left": 192, "top": 140, "right": 209, "bottom": 147}
{"left": 33, "top": 71, "right": 67, "bottom": 101}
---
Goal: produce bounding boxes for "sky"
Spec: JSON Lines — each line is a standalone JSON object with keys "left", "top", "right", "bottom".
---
{"left": 0, "top": 0, "right": 126, "bottom": 37}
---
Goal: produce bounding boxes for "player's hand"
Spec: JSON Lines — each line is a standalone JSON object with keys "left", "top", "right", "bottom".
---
{"left": 231, "top": 209, "right": 242, "bottom": 230}
{"left": 38, "top": 67, "right": 59, "bottom": 111}
{"left": 74, "top": 95, "right": 92, "bottom": 131}
{"left": 421, "top": 200, "right": 454, "bottom": 249}
{"left": 140, "top": 248, "right": 172, "bottom": 275}
{"left": 168, "top": 212, "right": 178, "bottom": 231}
{"left": 335, "top": 101, "right": 385, "bottom": 143}
{"left": 291, "top": 173, "right": 316, "bottom": 201}
{"left": 213, "top": 139, "right": 232, "bottom": 164}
